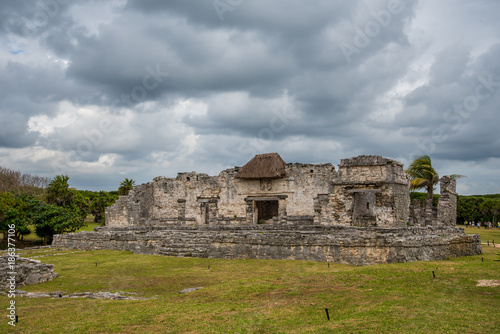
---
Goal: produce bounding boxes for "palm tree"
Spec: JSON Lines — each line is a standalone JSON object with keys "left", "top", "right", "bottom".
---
{"left": 118, "top": 178, "right": 136, "bottom": 196}
{"left": 47, "top": 175, "right": 74, "bottom": 207}
{"left": 406, "top": 155, "right": 463, "bottom": 200}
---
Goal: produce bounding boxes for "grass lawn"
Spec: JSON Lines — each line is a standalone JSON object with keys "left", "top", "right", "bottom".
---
{"left": 464, "top": 225, "right": 500, "bottom": 244}
{"left": 1, "top": 228, "right": 499, "bottom": 333}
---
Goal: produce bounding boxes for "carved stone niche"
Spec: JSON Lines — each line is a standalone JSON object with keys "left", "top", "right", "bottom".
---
{"left": 349, "top": 189, "right": 381, "bottom": 227}
{"left": 260, "top": 178, "right": 273, "bottom": 191}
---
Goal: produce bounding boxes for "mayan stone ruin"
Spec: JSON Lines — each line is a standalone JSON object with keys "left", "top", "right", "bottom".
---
{"left": 0, "top": 255, "right": 58, "bottom": 290}
{"left": 53, "top": 153, "right": 481, "bottom": 265}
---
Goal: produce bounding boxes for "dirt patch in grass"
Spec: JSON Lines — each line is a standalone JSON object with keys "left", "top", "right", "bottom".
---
{"left": 476, "top": 279, "right": 500, "bottom": 287}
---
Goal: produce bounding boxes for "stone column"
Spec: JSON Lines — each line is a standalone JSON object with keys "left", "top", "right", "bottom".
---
{"left": 411, "top": 199, "right": 421, "bottom": 226}
{"left": 245, "top": 198, "right": 254, "bottom": 224}
{"left": 277, "top": 195, "right": 288, "bottom": 224}
{"left": 424, "top": 198, "right": 433, "bottom": 226}
{"left": 313, "top": 195, "right": 324, "bottom": 225}
{"left": 438, "top": 176, "right": 458, "bottom": 226}
{"left": 177, "top": 199, "right": 186, "bottom": 223}
{"left": 207, "top": 199, "right": 219, "bottom": 224}
{"left": 253, "top": 201, "right": 259, "bottom": 224}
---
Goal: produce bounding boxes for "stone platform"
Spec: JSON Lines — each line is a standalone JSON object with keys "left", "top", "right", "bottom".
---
{"left": 52, "top": 225, "right": 481, "bottom": 265}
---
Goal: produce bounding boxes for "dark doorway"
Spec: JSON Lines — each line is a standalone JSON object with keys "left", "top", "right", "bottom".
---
{"left": 352, "top": 191, "right": 377, "bottom": 227}
{"left": 256, "top": 200, "right": 279, "bottom": 222}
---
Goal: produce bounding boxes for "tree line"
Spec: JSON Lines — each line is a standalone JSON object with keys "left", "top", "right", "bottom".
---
{"left": 0, "top": 166, "right": 135, "bottom": 244}
{"left": 410, "top": 192, "right": 500, "bottom": 224}
{"left": 456, "top": 194, "right": 500, "bottom": 224}
{"left": 0, "top": 165, "right": 49, "bottom": 196}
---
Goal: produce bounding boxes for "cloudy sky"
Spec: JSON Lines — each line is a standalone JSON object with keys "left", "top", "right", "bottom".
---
{"left": 0, "top": 0, "right": 499, "bottom": 195}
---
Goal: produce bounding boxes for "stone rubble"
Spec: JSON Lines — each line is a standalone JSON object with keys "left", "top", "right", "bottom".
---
{"left": 0, "top": 255, "right": 58, "bottom": 290}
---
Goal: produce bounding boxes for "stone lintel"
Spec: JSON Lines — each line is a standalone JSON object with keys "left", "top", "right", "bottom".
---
{"left": 245, "top": 197, "right": 279, "bottom": 201}
{"left": 348, "top": 189, "right": 382, "bottom": 193}
{"left": 197, "top": 197, "right": 220, "bottom": 203}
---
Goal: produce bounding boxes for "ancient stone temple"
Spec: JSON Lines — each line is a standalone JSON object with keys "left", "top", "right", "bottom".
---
{"left": 53, "top": 153, "right": 481, "bottom": 265}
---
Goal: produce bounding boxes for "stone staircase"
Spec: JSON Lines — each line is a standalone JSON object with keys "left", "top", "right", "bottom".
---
{"left": 158, "top": 235, "right": 211, "bottom": 258}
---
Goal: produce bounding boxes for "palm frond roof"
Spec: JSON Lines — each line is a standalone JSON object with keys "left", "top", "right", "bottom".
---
{"left": 235, "top": 153, "right": 287, "bottom": 179}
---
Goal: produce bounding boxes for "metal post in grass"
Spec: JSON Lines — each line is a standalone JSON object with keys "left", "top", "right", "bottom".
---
{"left": 432, "top": 271, "right": 436, "bottom": 278}
{"left": 325, "top": 308, "right": 330, "bottom": 321}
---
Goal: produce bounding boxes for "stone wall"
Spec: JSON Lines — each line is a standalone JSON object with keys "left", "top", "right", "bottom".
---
{"left": 53, "top": 225, "right": 481, "bottom": 265}
{"left": 106, "top": 155, "right": 463, "bottom": 231}
{"left": 409, "top": 176, "right": 457, "bottom": 227}
{"left": 0, "top": 255, "right": 58, "bottom": 290}
{"left": 437, "top": 176, "right": 458, "bottom": 226}
{"left": 315, "top": 156, "right": 410, "bottom": 228}
{"left": 106, "top": 162, "right": 335, "bottom": 227}
{"left": 106, "top": 155, "right": 417, "bottom": 229}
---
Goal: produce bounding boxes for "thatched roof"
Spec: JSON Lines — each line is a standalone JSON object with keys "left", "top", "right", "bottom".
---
{"left": 236, "top": 153, "right": 286, "bottom": 179}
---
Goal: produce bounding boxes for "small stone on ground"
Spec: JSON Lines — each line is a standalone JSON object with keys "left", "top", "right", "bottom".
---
{"left": 179, "top": 287, "right": 203, "bottom": 294}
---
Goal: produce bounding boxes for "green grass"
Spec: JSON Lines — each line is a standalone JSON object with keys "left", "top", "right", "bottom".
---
{"left": 77, "top": 221, "right": 101, "bottom": 232}
{"left": 1, "top": 228, "right": 499, "bottom": 333}
{"left": 463, "top": 225, "right": 500, "bottom": 243}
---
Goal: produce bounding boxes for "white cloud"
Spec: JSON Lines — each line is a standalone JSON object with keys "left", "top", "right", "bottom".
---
{"left": 27, "top": 100, "right": 78, "bottom": 136}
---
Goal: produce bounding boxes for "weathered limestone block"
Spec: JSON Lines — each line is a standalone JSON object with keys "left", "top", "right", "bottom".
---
{"left": 0, "top": 255, "right": 58, "bottom": 290}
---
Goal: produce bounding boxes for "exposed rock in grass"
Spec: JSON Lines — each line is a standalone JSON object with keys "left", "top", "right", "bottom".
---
{"left": 0, "top": 290, "right": 154, "bottom": 300}
{"left": 476, "top": 280, "right": 500, "bottom": 287}
{"left": 179, "top": 287, "right": 203, "bottom": 294}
